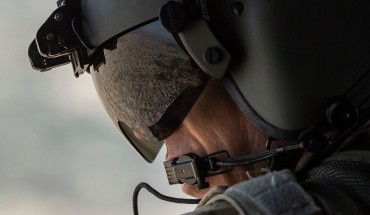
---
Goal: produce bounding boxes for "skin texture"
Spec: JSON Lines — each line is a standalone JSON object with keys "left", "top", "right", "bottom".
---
{"left": 164, "top": 80, "right": 269, "bottom": 198}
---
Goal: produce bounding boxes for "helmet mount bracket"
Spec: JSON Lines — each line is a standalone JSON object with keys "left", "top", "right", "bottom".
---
{"left": 28, "top": 0, "right": 106, "bottom": 77}
{"left": 178, "top": 20, "right": 231, "bottom": 80}
{"left": 159, "top": 0, "right": 231, "bottom": 80}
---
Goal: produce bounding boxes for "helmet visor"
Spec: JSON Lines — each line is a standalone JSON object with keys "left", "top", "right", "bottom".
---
{"left": 91, "top": 21, "right": 209, "bottom": 162}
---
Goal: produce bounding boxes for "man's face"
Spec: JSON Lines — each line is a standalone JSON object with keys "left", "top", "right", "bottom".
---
{"left": 164, "top": 81, "right": 267, "bottom": 198}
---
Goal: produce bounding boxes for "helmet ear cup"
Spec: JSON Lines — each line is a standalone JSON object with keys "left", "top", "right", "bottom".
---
{"left": 325, "top": 98, "right": 359, "bottom": 129}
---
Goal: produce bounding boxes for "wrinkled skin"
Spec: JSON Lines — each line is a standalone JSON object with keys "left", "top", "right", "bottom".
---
{"left": 164, "top": 80, "right": 268, "bottom": 198}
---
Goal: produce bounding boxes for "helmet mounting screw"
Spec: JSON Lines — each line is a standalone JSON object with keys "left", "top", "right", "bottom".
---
{"left": 46, "top": 33, "right": 55, "bottom": 41}
{"left": 232, "top": 2, "right": 244, "bottom": 16}
{"left": 42, "top": 59, "right": 48, "bottom": 66}
{"left": 326, "top": 98, "right": 359, "bottom": 129}
{"left": 54, "top": 13, "right": 64, "bottom": 22}
{"left": 204, "top": 47, "right": 223, "bottom": 64}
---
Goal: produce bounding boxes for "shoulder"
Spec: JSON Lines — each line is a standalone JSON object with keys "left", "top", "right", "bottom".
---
{"left": 182, "top": 200, "right": 239, "bottom": 215}
{"left": 184, "top": 170, "right": 321, "bottom": 215}
{"left": 300, "top": 127, "right": 370, "bottom": 214}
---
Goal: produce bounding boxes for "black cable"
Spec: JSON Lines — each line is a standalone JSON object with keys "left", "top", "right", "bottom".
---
{"left": 133, "top": 182, "right": 201, "bottom": 215}
{"left": 216, "top": 144, "right": 304, "bottom": 166}
{"left": 216, "top": 154, "right": 275, "bottom": 166}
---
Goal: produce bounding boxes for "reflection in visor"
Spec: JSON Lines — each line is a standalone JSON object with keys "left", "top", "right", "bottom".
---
{"left": 118, "top": 121, "right": 163, "bottom": 162}
{"left": 92, "top": 21, "right": 209, "bottom": 162}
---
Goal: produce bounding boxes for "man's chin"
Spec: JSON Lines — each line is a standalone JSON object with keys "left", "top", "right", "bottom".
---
{"left": 181, "top": 184, "right": 210, "bottom": 199}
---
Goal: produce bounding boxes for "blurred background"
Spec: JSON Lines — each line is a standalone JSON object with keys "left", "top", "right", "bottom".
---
{"left": 0, "top": 1, "right": 195, "bottom": 214}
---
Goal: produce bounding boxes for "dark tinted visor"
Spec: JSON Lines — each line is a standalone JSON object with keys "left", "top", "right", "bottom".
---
{"left": 91, "top": 21, "right": 209, "bottom": 162}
